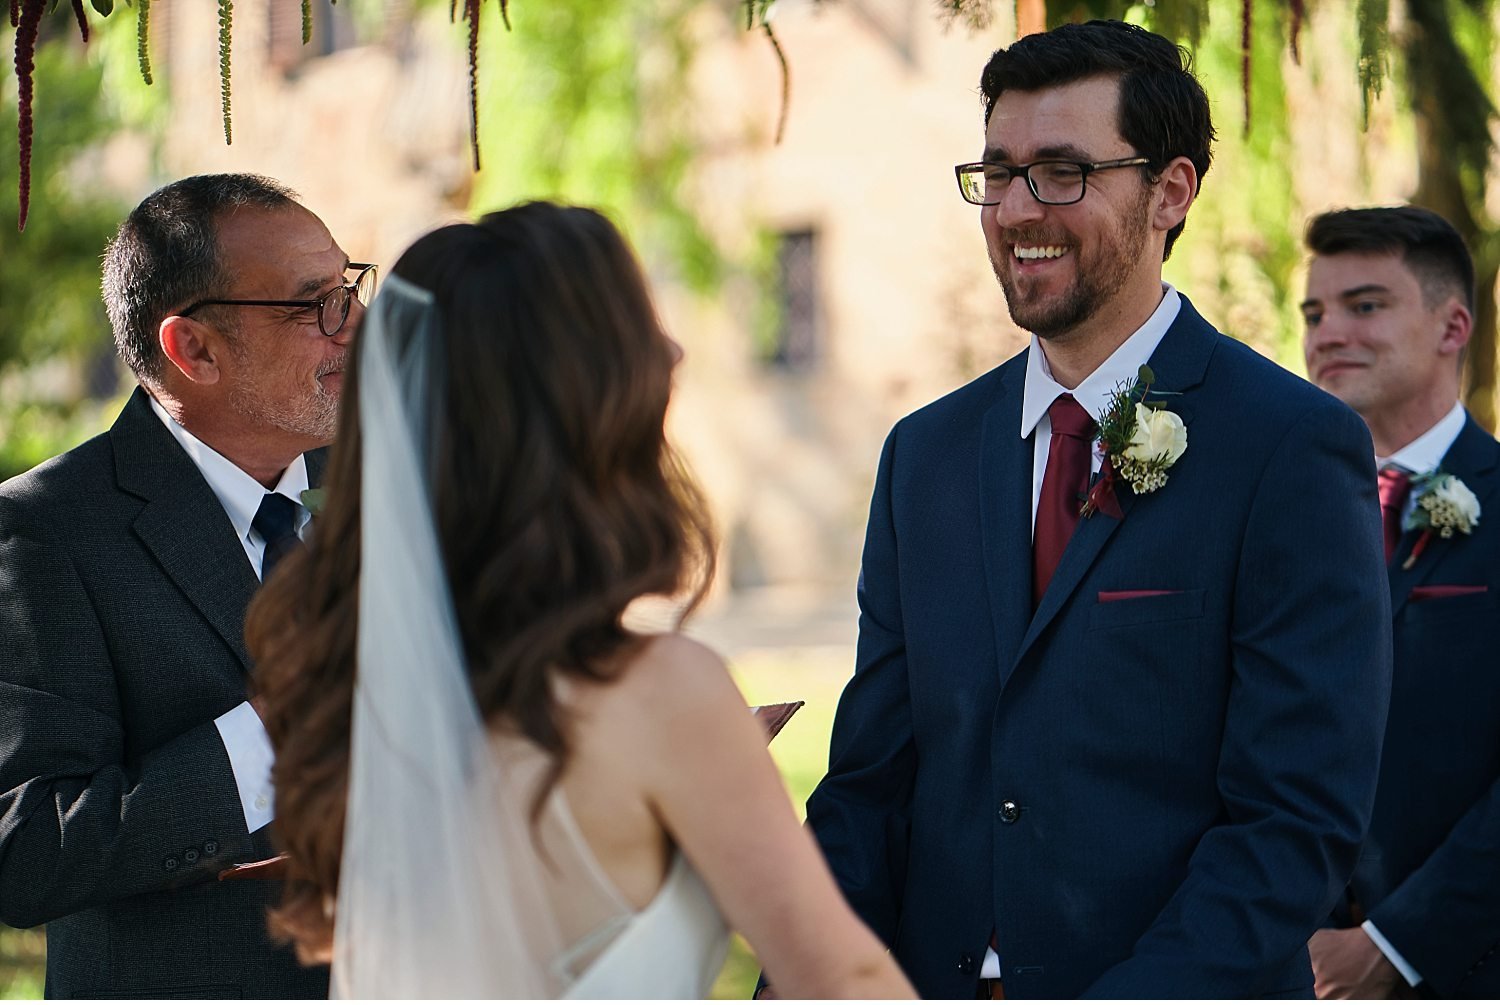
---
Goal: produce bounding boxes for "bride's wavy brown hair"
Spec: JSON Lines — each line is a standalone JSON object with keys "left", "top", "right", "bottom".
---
{"left": 244, "top": 202, "right": 716, "bottom": 960}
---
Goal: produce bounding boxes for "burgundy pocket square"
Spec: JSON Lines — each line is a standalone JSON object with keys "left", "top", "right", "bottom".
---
{"left": 1098, "top": 589, "right": 1183, "bottom": 603}
{"left": 1408, "top": 584, "right": 1489, "bottom": 602}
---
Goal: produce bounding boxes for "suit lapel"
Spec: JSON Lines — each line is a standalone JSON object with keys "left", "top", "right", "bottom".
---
{"left": 979, "top": 358, "right": 1039, "bottom": 684}
{"left": 112, "top": 388, "right": 260, "bottom": 672}
{"left": 1010, "top": 296, "right": 1219, "bottom": 673}
{"left": 1388, "top": 415, "right": 1500, "bottom": 619}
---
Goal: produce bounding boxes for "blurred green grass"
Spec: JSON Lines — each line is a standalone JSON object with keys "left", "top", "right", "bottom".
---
{"left": 0, "top": 926, "right": 43, "bottom": 1000}
{"left": 0, "top": 649, "right": 851, "bottom": 1001}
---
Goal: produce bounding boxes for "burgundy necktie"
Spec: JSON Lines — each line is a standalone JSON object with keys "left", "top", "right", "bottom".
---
{"left": 1033, "top": 394, "right": 1096, "bottom": 607}
{"left": 1377, "top": 466, "right": 1412, "bottom": 562}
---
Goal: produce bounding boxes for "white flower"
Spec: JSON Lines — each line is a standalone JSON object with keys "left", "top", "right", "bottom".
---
{"left": 1123, "top": 403, "right": 1188, "bottom": 465}
{"left": 1422, "top": 475, "right": 1481, "bottom": 535}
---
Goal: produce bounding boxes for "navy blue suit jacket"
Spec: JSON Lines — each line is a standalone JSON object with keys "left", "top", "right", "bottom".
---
{"left": 806, "top": 297, "right": 1393, "bottom": 998}
{"left": 1350, "top": 415, "right": 1500, "bottom": 996}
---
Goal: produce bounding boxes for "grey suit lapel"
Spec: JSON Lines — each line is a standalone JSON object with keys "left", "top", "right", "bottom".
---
{"left": 1388, "top": 414, "right": 1500, "bottom": 618}
{"left": 1010, "top": 296, "right": 1218, "bottom": 672}
{"left": 111, "top": 388, "right": 260, "bottom": 672}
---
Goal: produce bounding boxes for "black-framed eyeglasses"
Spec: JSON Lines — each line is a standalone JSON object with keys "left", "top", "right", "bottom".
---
{"left": 180, "top": 263, "right": 379, "bottom": 337}
{"left": 954, "top": 157, "right": 1153, "bottom": 207}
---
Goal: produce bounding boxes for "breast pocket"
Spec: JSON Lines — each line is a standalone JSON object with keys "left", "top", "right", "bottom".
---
{"left": 1401, "top": 585, "right": 1497, "bottom": 624}
{"left": 1088, "top": 588, "right": 1206, "bottom": 629}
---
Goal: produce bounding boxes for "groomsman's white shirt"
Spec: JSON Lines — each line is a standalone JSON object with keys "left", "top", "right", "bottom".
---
{"left": 150, "top": 396, "right": 311, "bottom": 834}
{"left": 1362, "top": 397, "right": 1466, "bottom": 989}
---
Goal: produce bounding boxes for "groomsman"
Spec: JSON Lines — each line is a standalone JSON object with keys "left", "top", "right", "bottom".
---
{"left": 1302, "top": 206, "right": 1500, "bottom": 998}
{"left": 781, "top": 20, "right": 1393, "bottom": 999}
{"left": 0, "top": 174, "right": 362, "bottom": 997}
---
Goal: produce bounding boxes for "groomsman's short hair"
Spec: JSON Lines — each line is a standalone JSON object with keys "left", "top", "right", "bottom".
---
{"left": 1305, "top": 206, "right": 1475, "bottom": 313}
{"left": 102, "top": 173, "right": 298, "bottom": 384}
{"left": 978, "top": 20, "right": 1215, "bottom": 259}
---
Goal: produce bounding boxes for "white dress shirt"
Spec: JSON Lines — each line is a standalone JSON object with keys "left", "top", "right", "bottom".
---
{"left": 982, "top": 286, "right": 1180, "bottom": 980}
{"left": 1377, "top": 401, "right": 1466, "bottom": 521}
{"left": 1360, "top": 399, "right": 1465, "bottom": 988}
{"left": 1019, "top": 285, "right": 1182, "bottom": 533}
{"left": 149, "top": 396, "right": 311, "bottom": 834}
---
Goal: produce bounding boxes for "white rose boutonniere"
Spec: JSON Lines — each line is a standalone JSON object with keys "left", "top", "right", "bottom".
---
{"left": 1401, "top": 470, "right": 1481, "bottom": 569}
{"left": 1081, "top": 365, "right": 1187, "bottom": 518}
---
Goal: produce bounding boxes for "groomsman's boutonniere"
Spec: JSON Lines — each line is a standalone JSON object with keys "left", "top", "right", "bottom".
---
{"left": 1400, "top": 470, "right": 1480, "bottom": 569}
{"left": 1081, "top": 364, "right": 1187, "bottom": 518}
{"left": 299, "top": 488, "right": 327, "bottom": 517}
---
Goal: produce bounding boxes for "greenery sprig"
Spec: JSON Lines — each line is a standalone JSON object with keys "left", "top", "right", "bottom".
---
{"left": 218, "top": 0, "right": 232, "bottom": 144}
{"left": 1081, "top": 364, "right": 1186, "bottom": 518}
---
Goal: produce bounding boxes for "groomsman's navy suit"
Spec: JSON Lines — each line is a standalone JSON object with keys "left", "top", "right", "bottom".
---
{"left": 806, "top": 297, "right": 1393, "bottom": 998}
{"left": 1347, "top": 414, "right": 1500, "bottom": 996}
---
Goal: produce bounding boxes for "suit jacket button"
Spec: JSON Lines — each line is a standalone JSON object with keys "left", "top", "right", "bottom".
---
{"left": 183, "top": 847, "right": 200, "bottom": 865}
{"left": 958, "top": 952, "right": 976, "bottom": 975}
{"left": 203, "top": 839, "right": 219, "bottom": 855}
{"left": 163, "top": 855, "right": 179, "bottom": 872}
{"left": 999, "top": 800, "right": 1021, "bottom": 823}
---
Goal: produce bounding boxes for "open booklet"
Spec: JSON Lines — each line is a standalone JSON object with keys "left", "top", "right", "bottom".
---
{"left": 219, "top": 700, "right": 805, "bottom": 882}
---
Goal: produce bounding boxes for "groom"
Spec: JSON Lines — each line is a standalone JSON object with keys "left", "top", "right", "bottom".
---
{"left": 798, "top": 21, "right": 1392, "bottom": 998}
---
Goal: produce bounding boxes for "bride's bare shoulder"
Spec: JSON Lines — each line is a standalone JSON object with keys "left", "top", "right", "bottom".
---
{"left": 597, "top": 633, "right": 742, "bottom": 716}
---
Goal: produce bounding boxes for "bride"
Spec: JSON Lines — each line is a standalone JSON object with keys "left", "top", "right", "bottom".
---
{"left": 245, "top": 203, "right": 915, "bottom": 999}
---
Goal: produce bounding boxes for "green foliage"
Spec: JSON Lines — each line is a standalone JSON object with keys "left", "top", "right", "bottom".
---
{"left": 218, "top": 0, "right": 233, "bottom": 144}
{"left": 0, "top": 925, "right": 44, "bottom": 999}
{"left": 466, "top": 0, "right": 722, "bottom": 291}
{"left": 1356, "top": 0, "right": 1390, "bottom": 125}
{"left": 0, "top": 12, "right": 154, "bottom": 478}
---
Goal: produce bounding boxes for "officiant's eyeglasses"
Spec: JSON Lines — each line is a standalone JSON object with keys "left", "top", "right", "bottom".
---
{"left": 955, "top": 157, "right": 1153, "bottom": 206}
{"left": 180, "top": 263, "right": 379, "bottom": 337}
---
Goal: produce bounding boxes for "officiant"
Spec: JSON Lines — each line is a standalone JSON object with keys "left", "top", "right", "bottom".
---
{"left": 0, "top": 173, "right": 364, "bottom": 998}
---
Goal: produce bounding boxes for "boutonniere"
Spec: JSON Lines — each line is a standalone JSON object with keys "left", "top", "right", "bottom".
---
{"left": 1081, "top": 364, "right": 1187, "bottom": 518}
{"left": 1400, "top": 470, "right": 1480, "bottom": 570}
{"left": 299, "top": 488, "right": 327, "bottom": 517}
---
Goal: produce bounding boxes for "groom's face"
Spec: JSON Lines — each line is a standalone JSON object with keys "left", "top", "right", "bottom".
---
{"left": 980, "top": 74, "right": 1160, "bottom": 344}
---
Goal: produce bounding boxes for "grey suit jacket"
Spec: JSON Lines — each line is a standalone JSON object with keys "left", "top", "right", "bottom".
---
{"left": 0, "top": 386, "right": 329, "bottom": 998}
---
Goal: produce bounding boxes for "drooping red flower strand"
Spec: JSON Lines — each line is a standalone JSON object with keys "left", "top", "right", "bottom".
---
{"left": 71, "top": 0, "right": 89, "bottom": 43}
{"left": 14, "top": 0, "right": 43, "bottom": 231}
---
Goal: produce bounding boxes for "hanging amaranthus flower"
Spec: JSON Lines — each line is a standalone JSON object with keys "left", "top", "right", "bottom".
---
{"left": 13, "top": 0, "right": 42, "bottom": 231}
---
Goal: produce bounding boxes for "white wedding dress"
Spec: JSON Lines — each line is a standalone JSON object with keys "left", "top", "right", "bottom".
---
{"left": 332, "top": 274, "right": 730, "bottom": 999}
{"left": 496, "top": 740, "right": 731, "bottom": 1000}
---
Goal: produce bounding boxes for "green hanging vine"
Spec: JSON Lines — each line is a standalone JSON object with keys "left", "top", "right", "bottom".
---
{"left": 10, "top": 0, "right": 875, "bottom": 231}
{"left": 218, "top": 0, "right": 232, "bottom": 144}
{"left": 136, "top": 0, "right": 151, "bottom": 85}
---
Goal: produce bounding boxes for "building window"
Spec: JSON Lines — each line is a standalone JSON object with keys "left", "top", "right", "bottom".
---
{"left": 769, "top": 229, "right": 819, "bottom": 371}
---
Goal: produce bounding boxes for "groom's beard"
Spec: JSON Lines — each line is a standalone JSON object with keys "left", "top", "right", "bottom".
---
{"left": 991, "top": 186, "right": 1154, "bottom": 341}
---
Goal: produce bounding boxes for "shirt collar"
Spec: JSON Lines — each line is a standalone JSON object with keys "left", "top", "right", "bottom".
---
{"left": 148, "top": 395, "right": 310, "bottom": 543}
{"left": 1020, "top": 284, "right": 1182, "bottom": 438}
{"left": 1379, "top": 400, "right": 1467, "bottom": 475}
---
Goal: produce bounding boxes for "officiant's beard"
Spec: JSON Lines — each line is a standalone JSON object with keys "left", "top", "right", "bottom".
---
{"left": 993, "top": 186, "right": 1154, "bottom": 342}
{"left": 227, "top": 350, "right": 343, "bottom": 446}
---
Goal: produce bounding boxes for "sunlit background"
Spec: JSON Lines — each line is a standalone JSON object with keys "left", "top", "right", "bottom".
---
{"left": 2, "top": 0, "right": 1494, "bottom": 996}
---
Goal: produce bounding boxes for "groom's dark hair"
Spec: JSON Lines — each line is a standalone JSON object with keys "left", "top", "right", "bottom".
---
{"left": 979, "top": 20, "right": 1215, "bottom": 259}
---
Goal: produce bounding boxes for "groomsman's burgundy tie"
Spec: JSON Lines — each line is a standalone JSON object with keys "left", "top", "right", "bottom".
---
{"left": 1033, "top": 394, "right": 1096, "bottom": 608}
{"left": 1377, "top": 465, "right": 1412, "bottom": 562}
